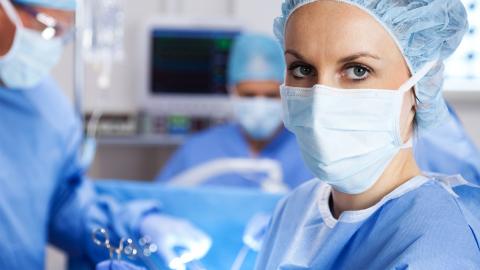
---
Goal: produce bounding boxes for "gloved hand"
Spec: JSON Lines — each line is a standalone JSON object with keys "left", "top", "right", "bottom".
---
{"left": 96, "top": 260, "right": 146, "bottom": 270}
{"left": 139, "top": 214, "right": 212, "bottom": 269}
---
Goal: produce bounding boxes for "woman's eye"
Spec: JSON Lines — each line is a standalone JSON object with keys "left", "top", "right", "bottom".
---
{"left": 344, "top": 65, "right": 370, "bottom": 81}
{"left": 291, "top": 65, "right": 313, "bottom": 78}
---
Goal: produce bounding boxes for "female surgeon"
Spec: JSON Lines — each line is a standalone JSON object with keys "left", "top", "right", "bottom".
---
{"left": 256, "top": 0, "right": 480, "bottom": 269}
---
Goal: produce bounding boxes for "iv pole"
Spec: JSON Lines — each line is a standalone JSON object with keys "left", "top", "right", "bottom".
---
{"left": 74, "top": 0, "right": 84, "bottom": 126}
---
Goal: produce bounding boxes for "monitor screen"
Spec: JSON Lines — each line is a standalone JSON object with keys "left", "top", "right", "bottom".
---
{"left": 149, "top": 29, "right": 240, "bottom": 96}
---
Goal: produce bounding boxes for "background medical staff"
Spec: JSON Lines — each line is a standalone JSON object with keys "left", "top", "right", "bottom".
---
{"left": 0, "top": 0, "right": 210, "bottom": 269}
{"left": 155, "top": 33, "right": 314, "bottom": 189}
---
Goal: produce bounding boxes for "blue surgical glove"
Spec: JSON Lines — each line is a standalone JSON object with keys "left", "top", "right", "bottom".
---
{"left": 139, "top": 214, "right": 212, "bottom": 269}
{"left": 96, "top": 260, "right": 146, "bottom": 270}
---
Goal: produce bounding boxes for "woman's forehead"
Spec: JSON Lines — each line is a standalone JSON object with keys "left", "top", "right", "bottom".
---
{"left": 284, "top": 1, "right": 400, "bottom": 62}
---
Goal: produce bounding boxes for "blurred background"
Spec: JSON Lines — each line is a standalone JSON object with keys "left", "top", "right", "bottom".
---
{"left": 53, "top": 0, "right": 286, "bottom": 181}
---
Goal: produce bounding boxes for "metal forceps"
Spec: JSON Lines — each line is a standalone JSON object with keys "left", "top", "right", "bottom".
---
{"left": 92, "top": 228, "right": 207, "bottom": 270}
{"left": 92, "top": 228, "right": 139, "bottom": 260}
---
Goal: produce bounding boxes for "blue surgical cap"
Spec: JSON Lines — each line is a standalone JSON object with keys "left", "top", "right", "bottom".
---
{"left": 274, "top": 0, "right": 469, "bottom": 131}
{"left": 228, "top": 33, "right": 286, "bottom": 86}
{"left": 13, "top": 0, "right": 75, "bottom": 10}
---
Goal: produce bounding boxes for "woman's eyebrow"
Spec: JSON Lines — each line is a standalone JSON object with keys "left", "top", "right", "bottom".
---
{"left": 338, "top": 52, "right": 380, "bottom": 64}
{"left": 284, "top": 49, "right": 307, "bottom": 61}
{"left": 286, "top": 50, "right": 380, "bottom": 64}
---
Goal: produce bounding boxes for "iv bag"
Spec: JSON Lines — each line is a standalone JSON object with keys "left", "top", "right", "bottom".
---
{"left": 81, "top": 0, "right": 125, "bottom": 89}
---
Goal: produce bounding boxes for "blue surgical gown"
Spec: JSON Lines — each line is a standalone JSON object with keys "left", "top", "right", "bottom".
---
{"left": 415, "top": 104, "right": 480, "bottom": 185}
{"left": 156, "top": 123, "right": 313, "bottom": 189}
{"left": 255, "top": 175, "right": 480, "bottom": 269}
{"left": 0, "top": 78, "right": 159, "bottom": 269}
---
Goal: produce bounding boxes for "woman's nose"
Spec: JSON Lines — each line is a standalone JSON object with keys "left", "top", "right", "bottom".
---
{"left": 315, "top": 72, "right": 338, "bottom": 88}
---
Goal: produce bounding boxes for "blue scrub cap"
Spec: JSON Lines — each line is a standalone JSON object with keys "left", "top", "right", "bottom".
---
{"left": 228, "top": 33, "right": 286, "bottom": 86}
{"left": 12, "top": 0, "right": 75, "bottom": 10}
{"left": 274, "top": 0, "right": 469, "bottom": 131}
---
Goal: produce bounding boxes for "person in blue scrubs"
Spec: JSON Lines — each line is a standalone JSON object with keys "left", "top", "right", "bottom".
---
{"left": 0, "top": 0, "right": 210, "bottom": 269}
{"left": 256, "top": 0, "right": 480, "bottom": 269}
{"left": 156, "top": 33, "right": 314, "bottom": 189}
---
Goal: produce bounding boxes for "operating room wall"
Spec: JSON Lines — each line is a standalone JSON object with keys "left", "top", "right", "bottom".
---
{"left": 50, "top": 0, "right": 480, "bottom": 182}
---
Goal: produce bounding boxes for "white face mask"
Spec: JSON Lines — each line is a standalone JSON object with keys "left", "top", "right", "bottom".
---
{"left": 232, "top": 97, "right": 283, "bottom": 140}
{"left": 281, "top": 61, "right": 437, "bottom": 194}
{"left": 0, "top": 0, "right": 63, "bottom": 89}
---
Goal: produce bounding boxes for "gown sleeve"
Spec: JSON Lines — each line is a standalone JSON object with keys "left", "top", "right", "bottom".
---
{"left": 47, "top": 113, "right": 161, "bottom": 263}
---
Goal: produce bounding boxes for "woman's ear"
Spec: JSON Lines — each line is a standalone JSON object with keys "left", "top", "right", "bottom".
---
{"left": 400, "top": 89, "right": 416, "bottom": 143}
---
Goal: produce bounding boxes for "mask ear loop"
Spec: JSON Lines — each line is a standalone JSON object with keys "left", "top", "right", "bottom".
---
{"left": 396, "top": 60, "right": 438, "bottom": 148}
{"left": 0, "top": 0, "right": 23, "bottom": 27}
{"left": 398, "top": 60, "right": 438, "bottom": 94}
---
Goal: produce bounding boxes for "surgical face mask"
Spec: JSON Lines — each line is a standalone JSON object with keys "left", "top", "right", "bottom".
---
{"left": 232, "top": 97, "right": 283, "bottom": 140}
{"left": 281, "top": 61, "right": 437, "bottom": 194}
{"left": 0, "top": 0, "right": 63, "bottom": 89}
